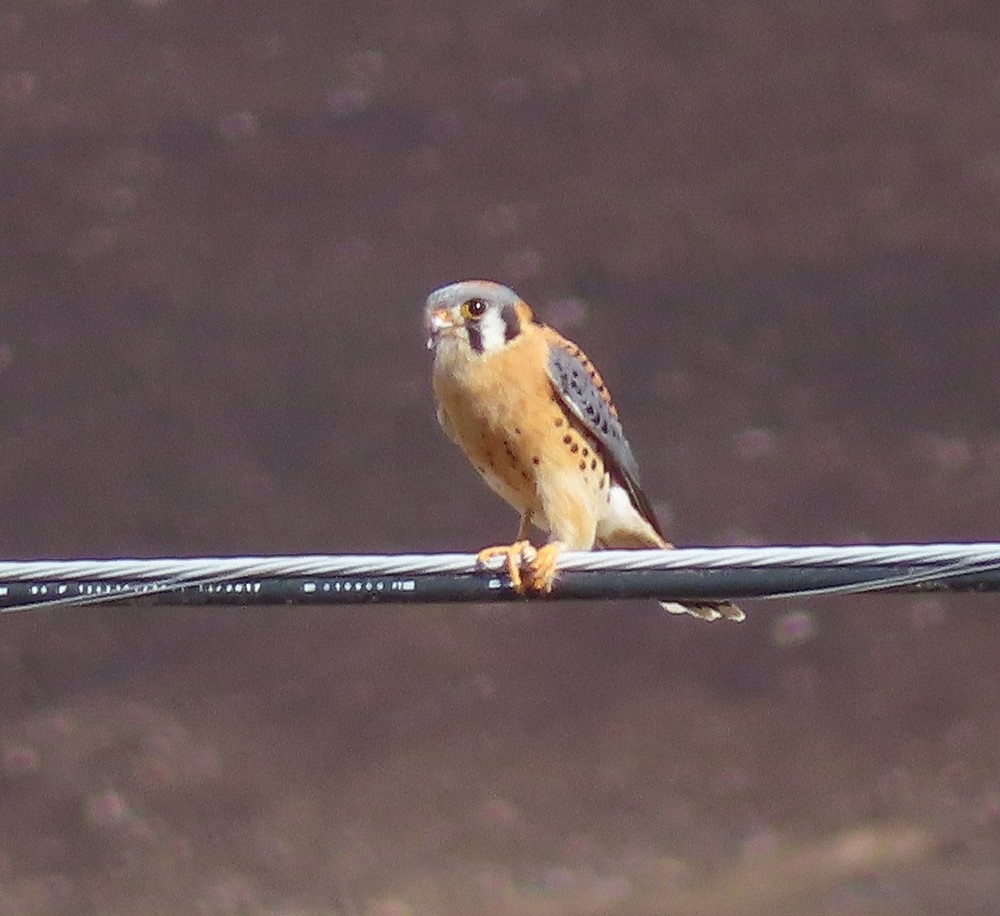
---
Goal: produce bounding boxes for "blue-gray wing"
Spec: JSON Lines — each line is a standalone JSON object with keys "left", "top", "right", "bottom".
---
{"left": 545, "top": 339, "right": 671, "bottom": 543}
{"left": 546, "top": 343, "right": 642, "bottom": 485}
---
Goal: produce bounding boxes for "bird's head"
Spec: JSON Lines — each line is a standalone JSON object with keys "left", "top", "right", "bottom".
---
{"left": 425, "top": 280, "right": 533, "bottom": 359}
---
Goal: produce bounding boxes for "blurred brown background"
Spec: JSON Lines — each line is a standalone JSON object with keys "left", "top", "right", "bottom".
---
{"left": 3, "top": 1, "right": 1000, "bottom": 913}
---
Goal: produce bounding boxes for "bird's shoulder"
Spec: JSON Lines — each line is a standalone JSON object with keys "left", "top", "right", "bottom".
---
{"left": 538, "top": 324, "right": 619, "bottom": 418}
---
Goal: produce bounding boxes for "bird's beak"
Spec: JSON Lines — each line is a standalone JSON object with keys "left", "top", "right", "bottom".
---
{"left": 426, "top": 308, "right": 456, "bottom": 349}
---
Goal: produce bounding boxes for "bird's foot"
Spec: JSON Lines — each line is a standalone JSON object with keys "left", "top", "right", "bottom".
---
{"left": 526, "top": 541, "right": 566, "bottom": 593}
{"left": 477, "top": 541, "right": 537, "bottom": 593}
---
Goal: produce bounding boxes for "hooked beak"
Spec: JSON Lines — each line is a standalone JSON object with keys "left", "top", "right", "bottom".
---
{"left": 426, "top": 308, "right": 456, "bottom": 349}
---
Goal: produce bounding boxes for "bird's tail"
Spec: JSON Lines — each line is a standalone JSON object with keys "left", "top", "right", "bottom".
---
{"left": 659, "top": 599, "right": 745, "bottom": 622}
{"left": 654, "top": 533, "right": 745, "bottom": 621}
{"left": 602, "top": 529, "right": 745, "bottom": 622}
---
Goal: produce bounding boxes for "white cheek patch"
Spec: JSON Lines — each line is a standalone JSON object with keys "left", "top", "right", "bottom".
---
{"left": 476, "top": 309, "right": 509, "bottom": 353}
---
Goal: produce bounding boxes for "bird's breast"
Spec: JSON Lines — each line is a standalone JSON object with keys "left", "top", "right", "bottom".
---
{"left": 433, "top": 339, "right": 610, "bottom": 521}
{"left": 432, "top": 348, "right": 545, "bottom": 510}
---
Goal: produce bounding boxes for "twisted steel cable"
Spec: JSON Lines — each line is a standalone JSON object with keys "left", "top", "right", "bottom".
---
{"left": 1, "top": 544, "right": 999, "bottom": 614}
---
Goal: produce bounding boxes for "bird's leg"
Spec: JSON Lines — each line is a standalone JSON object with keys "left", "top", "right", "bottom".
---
{"left": 477, "top": 513, "right": 538, "bottom": 592}
{"left": 477, "top": 532, "right": 536, "bottom": 594}
{"left": 526, "top": 540, "right": 566, "bottom": 593}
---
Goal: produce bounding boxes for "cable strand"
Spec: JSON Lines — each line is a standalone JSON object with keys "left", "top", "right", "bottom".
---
{"left": 2, "top": 544, "right": 1000, "bottom": 613}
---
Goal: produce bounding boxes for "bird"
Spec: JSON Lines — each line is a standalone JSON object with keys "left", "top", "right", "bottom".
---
{"left": 425, "top": 279, "right": 743, "bottom": 622}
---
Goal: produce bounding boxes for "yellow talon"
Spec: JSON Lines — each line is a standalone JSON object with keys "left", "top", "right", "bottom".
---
{"left": 476, "top": 541, "right": 535, "bottom": 593}
{"left": 527, "top": 541, "right": 566, "bottom": 593}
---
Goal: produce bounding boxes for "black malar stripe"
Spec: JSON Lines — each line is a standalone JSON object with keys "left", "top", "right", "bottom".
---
{"left": 467, "top": 320, "right": 484, "bottom": 353}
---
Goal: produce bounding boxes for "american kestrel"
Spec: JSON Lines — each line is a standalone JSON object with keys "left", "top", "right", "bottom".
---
{"left": 425, "top": 280, "right": 743, "bottom": 622}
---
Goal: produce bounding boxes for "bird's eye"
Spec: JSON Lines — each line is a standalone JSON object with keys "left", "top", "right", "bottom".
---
{"left": 460, "top": 298, "right": 488, "bottom": 320}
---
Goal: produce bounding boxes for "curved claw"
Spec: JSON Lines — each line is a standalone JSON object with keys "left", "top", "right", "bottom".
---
{"left": 527, "top": 541, "right": 566, "bottom": 593}
{"left": 477, "top": 541, "right": 536, "bottom": 593}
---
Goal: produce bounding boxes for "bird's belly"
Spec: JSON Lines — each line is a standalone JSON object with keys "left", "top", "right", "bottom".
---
{"left": 477, "top": 462, "right": 535, "bottom": 514}
{"left": 441, "top": 397, "right": 542, "bottom": 514}
{"left": 435, "top": 362, "right": 610, "bottom": 536}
